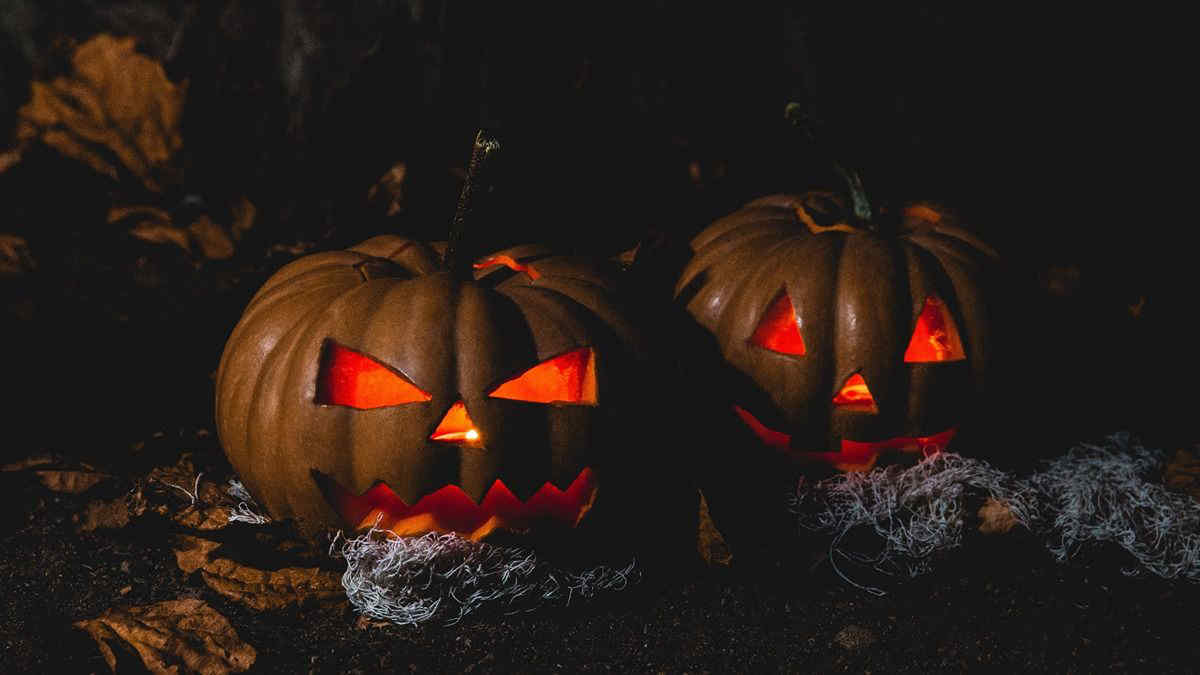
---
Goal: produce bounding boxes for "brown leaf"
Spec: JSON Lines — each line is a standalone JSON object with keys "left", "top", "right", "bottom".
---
{"left": 75, "top": 498, "right": 131, "bottom": 532}
{"left": 174, "top": 535, "right": 223, "bottom": 574}
{"left": 198, "top": 558, "right": 345, "bottom": 611}
{"left": 977, "top": 497, "right": 1019, "bottom": 535}
{"left": 34, "top": 469, "right": 112, "bottom": 494}
{"left": 175, "top": 505, "right": 232, "bottom": 531}
{"left": 17, "top": 34, "right": 184, "bottom": 192}
{"left": 0, "top": 233, "right": 36, "bottom": 277}
{"left": 1165, "top": 448, "right": 1200, "bottom": 501}
{"left": 129, "top": 221, "right": 191, "bottom": 253}
{"left": 148, "top": 455, "right": 226, "bottom": 505}
{"left": 187, "top": 216, "right": 235, "bottom": 260}
{"left": 1, "top": 454, "right": 59, "bottom": 471}
{"left": 697, "top": 490, "right": 733, "bottom": 567}
{"left": 0, "top": 148, "right": 20, "bottom": 173}
{"left": 367, "top": 161, "right": 407, "bottom": 216}
{"left": 74, "top": 598, "right": 255, "bottom": 674}
{"left": 229, "top": 196, "right": 256, "bottom": 240}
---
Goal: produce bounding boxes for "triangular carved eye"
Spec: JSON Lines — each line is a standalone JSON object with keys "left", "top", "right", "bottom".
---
{"left": 904, "top": 296, "right": 966, "bottom": 363}
{"left": 316, "top": 341, "right": 432, "bottom": 409}
{"left": 489, "top": 347, "right": 597, "bottom": 404}
{"left": 749, "top": 289, "right": 806, "bottom": 356}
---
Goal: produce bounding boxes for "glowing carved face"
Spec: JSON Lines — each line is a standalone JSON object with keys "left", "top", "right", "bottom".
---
{"left": 314, "top": 341, "right": 601, "bottom": 539}
{"left": 734, "top": 292, "right": 966, "bottom": 470}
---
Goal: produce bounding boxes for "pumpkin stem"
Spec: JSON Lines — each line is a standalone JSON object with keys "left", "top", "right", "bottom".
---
{"left": 784, "top": 103, "right": 873, "bottom": 226}
{"left": 445, "top": 129, "right": 502, "bottom": 278}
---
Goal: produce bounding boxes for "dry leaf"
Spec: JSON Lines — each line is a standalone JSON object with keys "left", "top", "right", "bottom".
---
{"left": 367, "top": 161, "right": 407, "bottom": 216}
{"left": 175, "top": 505, "right": 232, "bottom": 531}
{"left": 129, "top": 221, "right": 191, "bottom": 252}
{"left": 187, "top": 216, "right": 235, "bottom": 260}
{"left": 17, "top": 34, "right": 184, "bottom": 192}
{"left": 1, "top": 454, "right": 59, "bottom": 471}
{"left": 75, "top": 498, "right": 131, "bottom": 532}
{"left": 0, "top": 233, "right": 36, "bottom": 277}
{"left": 697, "top": 490, "right": 733, "bottom": 567}
{"left": 148, "top": 456, "right": 226, "bottom": 505}
{"left": 74, "top": 598, "right": 255, "bottom": 674}
{"left": 174, "top": 535, "right": 223, "bottom": 574}
{"left": 34, "top": 469, "right": 112, "bottom": 494}
{"left": 199, "top": 558, "right": 345, "bottom": 611}
{"left": 229, "top": 196, "right": 256, "bottom": 240}
{"left": 1165, "top": 448, "right": 1200, "bottom": 501}
{"left": 0, "top": 148, "right": 20, "bottom": 173}
{"left": 977, "top": 497, "right": 1019, "bottom": 535}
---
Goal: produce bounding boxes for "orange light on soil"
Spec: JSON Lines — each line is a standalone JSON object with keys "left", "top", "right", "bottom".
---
{"left": 904, "top": 296, "right": 966, "bottom": 363}
{"left": 832, "top": 373, "right": 878, "bottom": 414}
{"left": 489, "top": 347, "right": 597, "bottom": 404}
{"left": 430, "top": 401, "right": 480, "bottom": 442}
{"left": 316, "top": 342, "right": 431, "bottom": 409}
{"left": 473, "top": 255, "right": 541, "bottom": 280}
{"left": 326, "top": 468, "right": 598, "bottom": 540}
{"left": 749, "top": 290, "right": 806, "bottom": 355}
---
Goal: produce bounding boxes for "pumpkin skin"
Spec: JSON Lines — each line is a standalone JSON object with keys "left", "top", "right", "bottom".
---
{"left": 216, "top": 235, "right": 649, "bottom": 540}
{"left": 675, "top": 191, "right": 998, "bottom": 471}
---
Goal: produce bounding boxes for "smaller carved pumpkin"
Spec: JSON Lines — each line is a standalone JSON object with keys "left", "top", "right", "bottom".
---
{"left": 676, "top": 188, "right": 998, "bottom": 472}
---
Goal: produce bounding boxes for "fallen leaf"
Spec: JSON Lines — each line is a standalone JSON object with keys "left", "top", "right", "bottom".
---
{"left": 1, "top": 454, "right": 59, "bottom": 471}
{"left": 697, "top": 490, "right": 733, "bottom": 567}
{"left": 74, "top": 598, "right": 255, "bottom": 674}
{"left": 17, "top": 34, "right": 184, "bottom": 192}
{"left": 198, "top": 558, "right": 345, "bottom": 611}
{"left": 229, "top": 196, "right": 256, "bottom": 240}
{"left": 174, "top": 535, "right": 223, "bottom": 574}
{"left": 129, "top": 221, "right": 191, "bottom": 253}
{"left": 0, "top": 233, "right": 36, "bottom": 277}
{"left": 0, "top": 148, "right": 20, "bottom": 173}
{"left": 1165, "top": 448, "right": 1200, "bottom": 501}
{"left": 34, "top": 469, "right": 112, "bottom": 494}
{"left": 367, "top": 161, "right": 407, "bottom": 216}
{"left": 175, "top": 505, "right": 232, "bottom": 531}
{"left": 977, "top": 497, "right": 1019, "bottom": 535}
{"left": 187, "top": 216, "right": 235, "bottom": 260}
{"left": 75, "top": 498, "right": 131, "bottom": 532}
{"left": 148, "top": 455, "right": 226, "bottom": 505}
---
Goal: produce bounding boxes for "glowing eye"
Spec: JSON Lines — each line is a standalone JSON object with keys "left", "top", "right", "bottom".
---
{"left": 903, "top": 296, "right": 966, "bottom": 363}
{"left": 489, "top": 347, "right": 597, "bottom": 404}
{"left": 316, "top": 342, "right": 431, "bottom": 409}
{"left": 749, "top": 289, "right": 806, "bottom": 356}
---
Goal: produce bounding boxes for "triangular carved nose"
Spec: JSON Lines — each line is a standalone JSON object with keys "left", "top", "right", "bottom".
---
{"left": 430, "top": 400, "right": 481, "bottom": 443}
{"left": 833, "top": 373, "right": 878, "bottom": 414}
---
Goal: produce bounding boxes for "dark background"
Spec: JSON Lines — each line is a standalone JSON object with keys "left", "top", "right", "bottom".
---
{"left": 0, "top": 2, "right": 1188, "bottom": 464}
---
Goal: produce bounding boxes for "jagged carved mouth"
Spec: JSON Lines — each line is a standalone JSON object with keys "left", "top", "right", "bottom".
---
{"left": 733, "top": 405, "right": 957, "bottom": 471}
{"left": 314, "top": 468, "right": 598, "bottom": 541}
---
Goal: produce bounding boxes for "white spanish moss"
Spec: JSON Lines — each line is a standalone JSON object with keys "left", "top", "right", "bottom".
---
{"left": 335, "top": 526, "right": 639, "bottom": 626}
{"left": 792, "top": 433, "right": 1200, "bottom": 594}
{"left": 226, "top": 479, "right": 270, "bottom": 525}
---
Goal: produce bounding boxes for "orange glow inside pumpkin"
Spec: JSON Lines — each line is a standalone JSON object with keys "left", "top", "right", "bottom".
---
{"left": 749, "top": 290, "right": 806, "bottom": 355}
{"left": 326, "top": 467, "right": 598, "bottom": 540}
{"left": 489, "top": 347, "right": 597, "bottom": 404}
{"left": 473, "top": 255, "right": 541, "bottom": 280}
{"left": 430, "top": 401, "right": 481, "bottom": 443}
{"left": 904, "top": 296, "right": 966, "bottom": 363}
{"left": 316, "top": 342, "right": 431, "bottom": 409}
{"left": 832, "top": 373, "right": 878, "bottom": 414}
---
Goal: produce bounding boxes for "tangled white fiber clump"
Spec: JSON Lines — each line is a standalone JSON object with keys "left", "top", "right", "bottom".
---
{"left": 225, "top": 479, "right": 271, "bottom": 525}
{"left": 335, "top": 526, "right": 639, "bottom": 626}
{"left": 791, "top": 433, "right": 1200, "bottom": 594}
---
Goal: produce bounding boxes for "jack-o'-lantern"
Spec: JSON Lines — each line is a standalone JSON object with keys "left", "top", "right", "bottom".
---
{"left": 215, "top": 133, "right": 653, "bottom": 542}
{"left": 675, "top": 184, "right": 998, "bottom": 472}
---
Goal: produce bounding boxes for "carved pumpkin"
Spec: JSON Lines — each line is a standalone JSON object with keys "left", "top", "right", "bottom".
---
{"left": 675, "top": 191, "right": 998, "bottom": 471}
{"left": 214, "top": 133, "right": 659, "bottom": 543}
{"left": 215, "top": 237, "right": 649, "bottom": 539}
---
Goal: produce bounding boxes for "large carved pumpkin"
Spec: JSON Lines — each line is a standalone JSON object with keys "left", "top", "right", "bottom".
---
{"left": 675, "top": 190, "right": 998, "bottom": 471}
{"left": 215, "top": 236, "right": 651, "bottom": 540}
